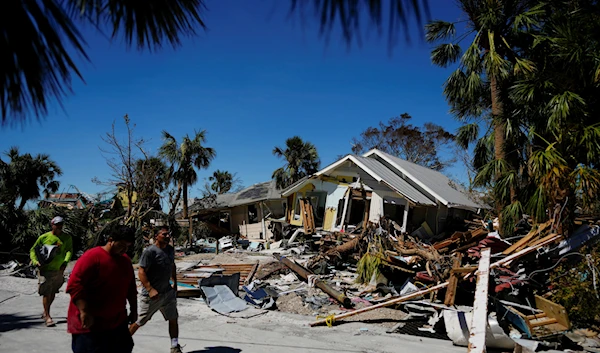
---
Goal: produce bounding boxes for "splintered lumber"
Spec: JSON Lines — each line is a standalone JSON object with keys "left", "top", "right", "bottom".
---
{"left": 244, "top": 261, "right": 259, "bottom": 285}
{"left": 276, "top": 254, "right": 351, "bottom": 307}
{"left": 310, "top": 282, "right": 450, "bottom": 327}
{"left": 311, "top": 234, "right": 563, "bottom": 327}
{"left": 177, "top": 263, "right": 256, "bottom": 287}
{"left": 467, "top": 248, "right": 491, "bottom": 353}
{"left": 503, "top": 222, "right": 551, "bottom": 255}
{"left": 534, "top": 295, "right": 571, "bottom": 329}
{"left": 444, "top": 253, "right": 463, "bottom": 306}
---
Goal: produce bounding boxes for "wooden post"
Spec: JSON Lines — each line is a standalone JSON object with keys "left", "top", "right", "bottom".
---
{"left": 444, "top": 253, "right": 463, "bottom": 306}
{"left": 468, "top": 248, "right": 491, "bottom": 353}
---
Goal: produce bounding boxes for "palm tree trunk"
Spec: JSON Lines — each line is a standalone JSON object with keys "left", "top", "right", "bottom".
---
{"left": 491, "top": 75, "right": 510, "bottom": 230}
{"left": 182, "top": 181, "right": 193, "bottom": 247}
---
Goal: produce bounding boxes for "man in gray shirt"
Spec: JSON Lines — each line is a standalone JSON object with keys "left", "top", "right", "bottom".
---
{"left": 129, "top": 226, "right": 182, "bottom": 353}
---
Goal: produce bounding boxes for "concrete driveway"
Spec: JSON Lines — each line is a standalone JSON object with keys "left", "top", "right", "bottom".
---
{"left": 0, "top": 275, "right": 466, "bottom": 353}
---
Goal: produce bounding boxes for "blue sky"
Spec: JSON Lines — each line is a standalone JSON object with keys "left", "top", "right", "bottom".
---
{"left": 1, "top": 1, "right": 466, "bottom": 203}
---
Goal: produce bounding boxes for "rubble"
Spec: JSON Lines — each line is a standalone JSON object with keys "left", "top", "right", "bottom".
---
{"left": 73, "top": 212, "right": 590, "bottom": 351}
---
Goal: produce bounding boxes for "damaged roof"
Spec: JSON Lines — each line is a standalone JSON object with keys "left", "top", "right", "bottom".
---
{"left": 344, "top": 156, "right": 436, "bottom": 206}
{"left": 364, "top": 149, "right": 483, "bottom": 211}
{"left": 229, "top": 180, "right": 282, "bottom": 207}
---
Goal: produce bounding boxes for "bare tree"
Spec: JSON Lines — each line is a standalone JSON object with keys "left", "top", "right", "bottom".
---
{"left": 94, "top": 114, "right": 164, "bottom": 227}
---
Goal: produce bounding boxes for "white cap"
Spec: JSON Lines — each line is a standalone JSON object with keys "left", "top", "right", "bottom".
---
{"left": 51, "top": 216, "right": 64, "bottom": 225}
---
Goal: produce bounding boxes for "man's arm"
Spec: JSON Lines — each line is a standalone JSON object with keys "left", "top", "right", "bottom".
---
{"left": 138, "top": 267, "right": 159, "bottom": 299}
{"left": 29, "top": 234, "right": 45, "bottom": 266}
{"left": 127, "top": 266, "right": 138, "bottom": 324}
{"left": 171, "top": 261, "right": 177, "bottom": 291}
{"left": 63, "top": 236, "right": 73, "bottom": 264}
{"left": 66, "top": 252, "right": 96, "bottom": 328}
{"left": 60, "top": 236, "right": 73, "bottom": 270}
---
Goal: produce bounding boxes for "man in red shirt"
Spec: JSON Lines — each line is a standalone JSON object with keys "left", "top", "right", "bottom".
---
{"left": 66, "top": 226, "right": 138, "bottom": 353}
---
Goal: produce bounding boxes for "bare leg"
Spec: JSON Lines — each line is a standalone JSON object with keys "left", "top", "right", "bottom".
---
{"left": 168, "top": 319, "right": 178, "bottom": 339}
{"left": 43, "top": 293, "right": 55, "bottom": 319}
{"left": 129, "top": 323, "right": 140, "bottom": 336}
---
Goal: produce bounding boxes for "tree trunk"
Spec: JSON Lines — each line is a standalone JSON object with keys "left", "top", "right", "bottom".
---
{"left": 182, "top": 181, "right": 193, "bottom": 248}
{"left": 491, "top": 75, "right": 510, "bottom": 231}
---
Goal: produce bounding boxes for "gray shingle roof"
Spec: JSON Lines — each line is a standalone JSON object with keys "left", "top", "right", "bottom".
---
{"left": 368, "top": 150, "right": 483, "bottom": 210}
{"left": 352, "top": 156, "right": 436, "bottom": 206}
{"left": 228, "top": 180, "right": 282, "bottom": 207}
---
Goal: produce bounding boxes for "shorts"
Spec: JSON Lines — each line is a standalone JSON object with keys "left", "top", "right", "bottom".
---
{"left": 71, "top": 324, "right": 134, "bottom": 353}
{"left": 38, "top": 269, "right": 65, "bottom": 296}
{"left": 137, "top": 289, "right": 178, "bottom": 326}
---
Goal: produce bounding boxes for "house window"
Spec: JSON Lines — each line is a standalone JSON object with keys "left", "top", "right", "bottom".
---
{"left": 248, "top": 204, "right": 258, "bottom": 223}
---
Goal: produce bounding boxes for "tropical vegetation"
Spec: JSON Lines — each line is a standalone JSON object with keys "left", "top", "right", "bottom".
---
{"left": 159, "top": 130, "right": 216, "bottom": 245}
{"left": 272, "top": 136, "right": 321, "bottom": 189}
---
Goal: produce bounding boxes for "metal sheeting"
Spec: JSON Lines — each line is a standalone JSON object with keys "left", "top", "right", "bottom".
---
{"left": 201, "top": 285, "right": 248, "bottom": 314}
{"left": 352, "top": 156, "right": 436, "bottom": 206}
{"left": 371, "top": 151, "right": 483, "bottom": 210}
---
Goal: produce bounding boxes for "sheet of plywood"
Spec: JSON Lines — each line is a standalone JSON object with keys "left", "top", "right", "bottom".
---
{"left": 535, "top": 295, "right": 571, "bottom": 329}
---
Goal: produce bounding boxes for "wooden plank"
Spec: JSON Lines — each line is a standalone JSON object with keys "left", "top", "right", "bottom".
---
{"left": 517, "top": 222, "right": 556, "bottom": 251}
{"left": 468, "top": 248, "right": 491, "bottom": 353}
{"left": 244, "top": 262, "right": 259, "bottom": 285}
{"left": 503, "top": 222, "right": 551, "bottom": 255}
{"left": 535, "top": 295, "right": 571, "bottom": 329}
{"left": 503, "top": 230, "right": 537, "bottom": 255}
{"left": 444, "top": 253, "right": 463, "bottom": 306}
{"left": 526, "top": 313, "right": 547, "bottom": 320}
{"left": 530, "top": 318, "right": 558, "bottom": 327}
{"left": 528, "top": 233, "right": 560, "bottom": 248}
{"left": 451, "top": 267, "right": 477, "bottom": 274}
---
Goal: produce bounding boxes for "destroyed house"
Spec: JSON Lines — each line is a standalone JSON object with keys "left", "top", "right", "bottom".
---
{"left": 182, "top": 181, "right": 286, "bottom": 240}
{"left": 281, "top": 149, "right": 483, "bottom": 235}
{"left": 38, "top": 193, "right": 89, "bottom": 210}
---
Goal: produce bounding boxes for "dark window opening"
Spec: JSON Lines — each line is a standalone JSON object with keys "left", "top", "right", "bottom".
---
{"left": 248, "top": 204, "right": 258, "bottom": 223}
{"left": 335, "top": 198, "right": 345, "bottom": 227}
{"left": 348, "top": 199, "right": 366, "bottom": 225}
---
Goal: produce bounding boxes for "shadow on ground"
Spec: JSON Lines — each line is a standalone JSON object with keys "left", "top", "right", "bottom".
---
{"left": 0, "top": 314, "right": 43, "bottom": 332}
{"left": 188, "top": 348, "right": 242, "bottom": 353}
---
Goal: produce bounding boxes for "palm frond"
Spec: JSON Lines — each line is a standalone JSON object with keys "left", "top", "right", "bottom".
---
{"left": 456, "top": 123, "right": 479, "bottom": 149}
{"left": 425, "top": 20, "right": 456, "bottom": 43}
{"left": 289, "top": 0, "right": 430, "bottom": 48}
{"left": 431, "top": 43, "right": 462, "bottom": 68}
{"left": 526, "top": 185, "right": 548, "bottom": 222}
{"left": 1, "top": 0, "right": 87, "bottom": 126}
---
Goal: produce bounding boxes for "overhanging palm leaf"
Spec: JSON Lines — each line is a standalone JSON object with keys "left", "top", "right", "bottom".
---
{"left": 1, "top": 0, "right": 207, "bottom": 126}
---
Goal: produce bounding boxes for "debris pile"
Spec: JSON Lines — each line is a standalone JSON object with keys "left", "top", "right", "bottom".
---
{"left": 172, "top": 215, "right": 600, "bottom": 352}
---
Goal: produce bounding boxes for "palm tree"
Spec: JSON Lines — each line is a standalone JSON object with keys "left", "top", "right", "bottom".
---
{"left": 0, "top": 147, "right": 62, "bottom": 210}
{"left": 159, "top": 130, "right": 215, "bottom": 244}
{"left": 272, "top": 136, "right": 320, "bottom": 189}
{"left": 209, "top": 170, "right": 233, "bottom": 194}
{"left": 426, "top": 0, "right": 537, "bottom": 233}
{"left": 2, "top": 0, "right": 429, "bottom": 127}
{"left": 509, "top": 0, "right": 600, "bottom": 232}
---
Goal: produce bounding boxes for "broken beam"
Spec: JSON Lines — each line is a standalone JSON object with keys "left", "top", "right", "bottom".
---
{"left": 275, "top": 254, "right": 351, "bottom": 307}
{"left": 310, "top": 234, "right": 563, "bottom": 327}
{"left": 467, "top": 248, "right": 491, "bottom": 353}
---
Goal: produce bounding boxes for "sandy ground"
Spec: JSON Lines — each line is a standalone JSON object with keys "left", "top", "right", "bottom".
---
{"left": 0, "top": 268, "right": 467, "bottom": 353}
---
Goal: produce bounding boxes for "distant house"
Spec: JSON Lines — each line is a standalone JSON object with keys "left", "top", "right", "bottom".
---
{"left": 177, "top": 180, "right": 286, "bottom": 241}
{"left": 281, "top": 149, "right": 483, "bottom": 236}
{"left": 39, "top": 193, "right": 90, "bottom": 210}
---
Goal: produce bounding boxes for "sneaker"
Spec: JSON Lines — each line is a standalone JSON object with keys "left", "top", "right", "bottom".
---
{"left": 170, "top": 345, "right": 183, "bottom": 353}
